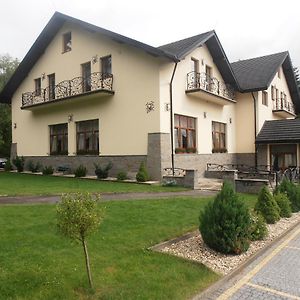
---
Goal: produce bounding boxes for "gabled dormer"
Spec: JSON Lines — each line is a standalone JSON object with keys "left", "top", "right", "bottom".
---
{"left": 159, "top": 31, "right": 238, "bottom": 105}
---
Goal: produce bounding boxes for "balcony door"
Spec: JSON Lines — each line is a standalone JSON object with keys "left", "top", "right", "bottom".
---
{"left": 205, "top": 65, "right": 212, "bottom": 91}
{"left": 48, "top": 74, "right": 55, "bottom": 100}
{"left": 82, "top": 62, "right": 91, "bottom": 92}
{"left": 190, "top": 58, "right": 199, "bottom": 89}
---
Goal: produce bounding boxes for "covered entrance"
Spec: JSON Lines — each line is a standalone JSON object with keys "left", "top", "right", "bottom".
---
{"left": 270, "top": 144, "right": 297, "bottom": 170}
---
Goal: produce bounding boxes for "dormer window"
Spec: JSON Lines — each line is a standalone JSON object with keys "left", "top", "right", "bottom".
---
{"left": 63, "top": 32, "right": 72, "bottom": 53}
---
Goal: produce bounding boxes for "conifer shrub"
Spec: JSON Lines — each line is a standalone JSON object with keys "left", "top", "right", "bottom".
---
{"left": 74, "top": 165, "right": 87, "bottom": 178}
{"left": 255, "top": 186, "right": 280, "bottom": 224}
{"left": 249, "top": 211, "right": 268, "bottom": 241}
{"left": 42, "top": 165, "right": 54, "bottom": 175}
{"left": 276, "top": 179, "right": 300, "bottom": 212}
{"left": 94, "top": 162, "right": 113, "bottom": 179}
{"left": 27, "top": 160, "right": 42, "bottom": 173}
{"left": 199, "top": 182, "right": 251, "bottom": 254}
{"left": 117, "top": 171, "right": 127, "bottom": 181}
{"left": 136, "top": 162, "right": 149, "bottom": 182}
{"left": 4, "top": 160, "right": 12, "bottom": 171}
{"left": 274, "top": 192, "right": 292, "bottom": 218}
{"left": 12, "top": 156, "right": 25, "bottom": 172}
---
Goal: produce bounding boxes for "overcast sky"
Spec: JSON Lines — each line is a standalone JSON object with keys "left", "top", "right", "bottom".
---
{"left": 1, "top": 0, "right": 300, "bottom": 67}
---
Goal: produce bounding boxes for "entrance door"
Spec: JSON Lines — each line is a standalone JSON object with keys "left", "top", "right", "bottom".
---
{"left": 82, "top": 62, "right": 91, "bottom": 92}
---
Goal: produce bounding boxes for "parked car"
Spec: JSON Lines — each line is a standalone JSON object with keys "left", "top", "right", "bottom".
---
{"left": 0, "top": 158, "right": 7, "bottom": 169}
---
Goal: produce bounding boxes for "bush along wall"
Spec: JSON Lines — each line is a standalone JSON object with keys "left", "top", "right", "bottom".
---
{"left": 199, "top": 182, "right": 251, "bottom": 254}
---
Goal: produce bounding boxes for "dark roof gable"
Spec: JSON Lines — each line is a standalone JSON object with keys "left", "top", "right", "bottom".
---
{"left": 0, "top": 12, "right": 178, "bottom": 103}
{"left": 231, "top": 52, "right": 300, "bottom": 113}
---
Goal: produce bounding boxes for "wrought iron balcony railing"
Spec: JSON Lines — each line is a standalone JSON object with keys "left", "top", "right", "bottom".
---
{"left": 22, "top": 72, "right": 113, "bottom": 107}
{"left": 186, "top": 71, "right": 235, "bottom": 100}
{"left": 273, "top": 98, "right": 295, "bottom": 115}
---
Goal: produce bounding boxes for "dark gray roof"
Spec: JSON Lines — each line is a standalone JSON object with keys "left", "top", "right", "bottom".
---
{"left": 231, "top": 52, "right": 288, "bottom": 91}
{"left": 0, "top": 12, "right": 178, "bottom": 103}
{"left": 231, "top": 52, "right": 300, "bottom": 113}
{"left": 158, "top": 31, "right": 214, "bottom": 58}
{"left": 256, "top": 118, "right": 300, "bottom": 144}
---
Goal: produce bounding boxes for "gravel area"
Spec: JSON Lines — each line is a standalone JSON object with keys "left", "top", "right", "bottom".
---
{"left": 161, "top": 212, "right": 300, "bottom": 275}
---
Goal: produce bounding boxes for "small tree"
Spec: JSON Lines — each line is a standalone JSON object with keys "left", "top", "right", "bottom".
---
{"left": 199, "top": 182, "right": 251, "bottom": 254}
{"left": 255, "top": 186, "right": 280, "bottom": 224}
{"left": 56, "top": 192, "right": 104, "bottom": 289}
{"left": 136, "top": 162, "right": 149, "bottom": 182}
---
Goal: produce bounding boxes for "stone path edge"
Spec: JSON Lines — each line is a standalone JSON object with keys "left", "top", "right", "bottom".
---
{"left": 191, "top": 220, "right": 300, "bottom": 300}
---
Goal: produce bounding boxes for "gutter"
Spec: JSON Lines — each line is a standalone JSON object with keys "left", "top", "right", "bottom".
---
{"left": 169, "top": 62, "right": 178, "bottom": 176}
{"left": 251, "top": 92, "right": 258, "bottom": 168}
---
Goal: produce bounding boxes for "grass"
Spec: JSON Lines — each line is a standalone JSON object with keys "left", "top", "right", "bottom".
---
{"left": 0, "top": 194, "right": 257, "bottom": 299}
{"left": 0, "top": 172, "right": 187, "bottom": 196}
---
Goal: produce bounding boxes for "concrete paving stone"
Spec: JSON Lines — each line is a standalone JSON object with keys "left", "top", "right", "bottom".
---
{"left": 251, "top": 247, "right": 300, "bottom": 297}
{"left": 229, "top": 285, "right": 290, "bottom": 300}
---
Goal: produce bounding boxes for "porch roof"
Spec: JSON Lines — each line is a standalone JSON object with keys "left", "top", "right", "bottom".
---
{"left": 256, "top": 118, "right": 300, "bottom": 144}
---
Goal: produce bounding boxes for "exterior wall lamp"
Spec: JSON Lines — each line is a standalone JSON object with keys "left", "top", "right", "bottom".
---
{"left": 203, "top": 112, "right": 207, "bottom": 118}
{"left": 68, "top": 114, "right": 73, "bottom": 122}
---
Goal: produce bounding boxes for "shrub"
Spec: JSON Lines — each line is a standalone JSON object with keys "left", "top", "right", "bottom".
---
{"left": 12, "top": 156, "right": 25, "bottom": 172}
{"left": 4, "top": 160, "right": 12, "bottom": 171}
{"left": 199, "top": 182, "right": 251, "bottom": 254}
{"left": 42, "top": 165, "right": 54, "bottom": 175}
{"left": 94, "top": 162, "right": 113, "bottom": 179}
{"left": 255, "top": 186, "right": 280, "bottom": 224}
{"left": 249, "top": 211, "right": 268, "bottom": 241}
{"left": 27, "top": 160, "right": 42, "bottom": 173}
{"left": 274, "top": 192, "right": 292, "bottom": 218}
{"left": 117, "top": 171, "right": 127, "bottom": 181}
{"left": 136, "top": 162, "right": 149, "bottom": 182}
{"left": 162, "top": 179, "right": 178, "bottom": 187}
{"left": 74, "top": 165, "right": 87, "bottom": 178}
{"left": 276, "top": 179, "right": 300, "bottom": 212}
{"left": 57, "top": 192, "right": 104, "bottom": 289}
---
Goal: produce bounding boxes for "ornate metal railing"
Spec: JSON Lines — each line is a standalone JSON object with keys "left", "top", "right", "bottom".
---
{"left": 22, "top": 72, "right": 113, "bottom": 107}
{"left": 186, "top": 71, "right": 235, "bottom": 100}
{"left": 273, "top": 98, "right": 295, "bottom": 115}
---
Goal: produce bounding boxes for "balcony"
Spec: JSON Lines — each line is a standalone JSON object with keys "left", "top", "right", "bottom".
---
{"left": 272, "top": 98, "right": 295, "bottom": 118}
{"left": 186, "top": 71, "right": 235, "bottom": 105}
{"left": 21, "top": 72, "right": 114, "bottom": 109}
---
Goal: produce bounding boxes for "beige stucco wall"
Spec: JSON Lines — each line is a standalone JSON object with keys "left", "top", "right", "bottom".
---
{"left": 159, "top": 45, "right": 236, "bottom": 154}
{"left": 12, "top": 22, "right": 163, "bottom": 156}
{"left": 256, "top": 66, "right": 294, "bottom": 130}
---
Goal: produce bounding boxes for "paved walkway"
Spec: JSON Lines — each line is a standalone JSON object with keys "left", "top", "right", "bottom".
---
{"left": 0, "top": 189, "right": 216, "bottom": 204}
{"left": 199, "top": 223, "right": 300, "bottom": 300}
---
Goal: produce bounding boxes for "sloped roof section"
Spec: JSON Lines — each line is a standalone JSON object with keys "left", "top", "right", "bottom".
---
{"left": 231, "top": 52, "right": 300, "bottom": 113}
{"left": 159, "top": 31, "right": 238, "bottom": 88}
{"left": 231, "top": 52, "right": 288, "bottom": 91}
{"left": 256, "top": 118, "right": 300, "bottom": 144}
{"left": 0, "top": 12, "right": 178, "bottom": 103}
{"left": 158, "top": 31, "right": 214, "bottom": 58}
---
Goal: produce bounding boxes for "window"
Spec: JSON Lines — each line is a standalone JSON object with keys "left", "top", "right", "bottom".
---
{"left": 191, "top": 58, "right": 199, "bottom": 73}
{"left": 101, "top": 55, "right": 112, "bottom": 74}
{"left": 212, "top": 121, "right": 226, "bottom": 153}
{"left": 34, "top": 78, "right": 41, "bottom": 96}
{"left": 63, "top": 32, "right": 72, "bottom": 52}
{"left": 81, "top": 62, "right": 91, "bottom": 92}
{"left": 76, "top": 119, "right": 99, "bottom": 155}
{"left": 275, "top": 88, "right": 279, "bottom": 100}
{"left": 262, "top": 91, "right": 268, "bottom": 106}
{"left": 174, "top": 114, "right": 196, "bottom": 153}
{"left": 50, "top": 123, "right": 68, "bottom": 155}
{"left": 48, "top": 73, "right": 55, "bottom": 100}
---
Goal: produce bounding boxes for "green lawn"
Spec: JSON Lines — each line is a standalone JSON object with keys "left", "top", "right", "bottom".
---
{"left": 0, "top": 195, "right": 257, "bottom": 299}
{"left": 0, "top": 172, "right": 187, "bottom": 196}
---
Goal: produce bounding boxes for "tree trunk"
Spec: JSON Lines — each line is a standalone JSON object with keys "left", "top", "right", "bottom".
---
{"left": 81, "top": 238, "right": 93, "bottom": 289}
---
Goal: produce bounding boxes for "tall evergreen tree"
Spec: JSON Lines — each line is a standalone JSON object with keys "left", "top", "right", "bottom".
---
{"left": 0, "top": 54, "right": 19, "bottom": 157}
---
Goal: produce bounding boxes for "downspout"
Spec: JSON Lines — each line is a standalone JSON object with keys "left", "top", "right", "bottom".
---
{"left": 251, "top": 92, "right": 258, "bottom": 168}
{"left": 169, "top": 62, "right": 178, "bottom": 176}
